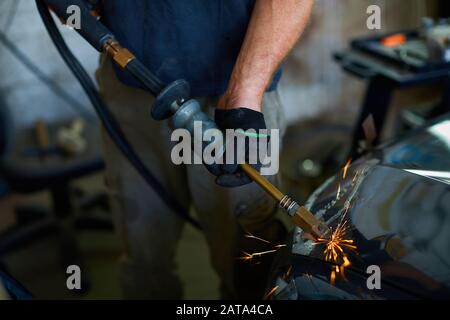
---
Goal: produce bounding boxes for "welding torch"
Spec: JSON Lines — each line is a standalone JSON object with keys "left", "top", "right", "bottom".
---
{"left": 38, "top": 0, "right": 329, "bottom": 239}
{"left": 240, "top": 164, "right": 329, "bottom": 239}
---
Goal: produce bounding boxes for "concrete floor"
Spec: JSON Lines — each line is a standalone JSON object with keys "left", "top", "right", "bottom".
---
{"left": 3, "top": 174, "right": 220, "bottom": 299}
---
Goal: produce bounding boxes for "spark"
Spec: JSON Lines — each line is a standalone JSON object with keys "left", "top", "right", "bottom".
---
{"left": 339, "top": 255, "right": 351, "bottom": 281}
{"left": 244, "top": 232, "right": 271, "bottom": 245}
{"left": 317, "top": 219, "right": 357, "bottom": 262}
{"left": 336, "top": 183, "right": 341, "bottom": 200}
{"left": 336, "top": 159, "right": 352, "bottom": 201}
{"left": 237, "top": 249, "right": 278, "bottom": 262}
{"left": 352, "top": 170, "right": 360, "bottom": 183}
{"left": 239, "top": 232, "right": 286, "bottom": 262}
{"left": 263, "top": 286, "right": 279, "bottom": 300}
{"left": 330, "top": 266, "right": 339, "bottom": 286}
{"left": 342, "top": 158, "right": 352, "bottom": 179}
{"left": 283, "top": 266, "right": 293, "bottom": 280}
{"left": 237, "top": 245, "right": 286, "bottom": 262}
{"left": 314, "top": 210, "right": 357, "bottom": 285}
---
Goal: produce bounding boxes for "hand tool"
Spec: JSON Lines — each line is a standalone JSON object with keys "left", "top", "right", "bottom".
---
{"left": 38, "top": 0, "right": 329, "bottom": 239}
{"left": 158, "top": 97, "right": 330, "bottom": 239}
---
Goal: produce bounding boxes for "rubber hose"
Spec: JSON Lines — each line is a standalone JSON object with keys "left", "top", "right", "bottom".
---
{"left": 35, "top": 0, "right": 202, "bottom": 230}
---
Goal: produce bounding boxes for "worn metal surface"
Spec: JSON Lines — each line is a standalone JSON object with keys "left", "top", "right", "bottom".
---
{"left": 272, "top": 114, "right": 450, "bottom": 299}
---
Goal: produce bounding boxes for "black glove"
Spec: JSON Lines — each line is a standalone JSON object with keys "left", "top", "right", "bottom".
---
{"left": 214, "top": 108, "right": 269, "bottom": 187}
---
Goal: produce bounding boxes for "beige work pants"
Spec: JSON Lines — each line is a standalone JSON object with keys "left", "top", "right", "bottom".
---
{"left": 96, "top": 55, "right": 287, "bottom": 299}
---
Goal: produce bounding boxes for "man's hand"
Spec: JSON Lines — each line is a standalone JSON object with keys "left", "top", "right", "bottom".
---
{"left": 214, "top": 108, "right": 269, "bottom": 187}
{"left": 218, "top": 0, "right": 314, "bottom": 113}
{"left": 212, "top": 0, "right": 313, "bottom": 187}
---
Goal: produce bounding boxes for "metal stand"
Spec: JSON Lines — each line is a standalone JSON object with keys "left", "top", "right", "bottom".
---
{"left": 335, "top": 47, "right": 450, "bottom": 158}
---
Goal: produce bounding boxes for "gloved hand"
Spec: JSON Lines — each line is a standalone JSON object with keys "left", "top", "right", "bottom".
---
{"left": 214, "top": 108, "right": 269, "bottom": 187}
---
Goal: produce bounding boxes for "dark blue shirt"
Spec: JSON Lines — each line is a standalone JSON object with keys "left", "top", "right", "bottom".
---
{"left": 101, "top": 0, "right": 281, "bottom": 97}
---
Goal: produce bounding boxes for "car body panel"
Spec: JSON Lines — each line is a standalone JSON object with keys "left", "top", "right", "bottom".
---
{"left": 273, "top": 114, "right": 450, "bottom": 300}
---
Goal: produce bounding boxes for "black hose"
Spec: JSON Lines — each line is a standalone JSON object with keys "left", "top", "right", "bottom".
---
{"left": 125, "top": 59, "right": 164, "bottom": 95}
{"left": 35, "top": 0, "right": 202, "bottom": 230}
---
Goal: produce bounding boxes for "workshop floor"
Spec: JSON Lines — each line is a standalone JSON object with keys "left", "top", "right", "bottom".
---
{"left": 4, "top": 174, "right": 220, "bottom": 300}
{"left": 3, "top": 118, "right": 350, "bottom": 300}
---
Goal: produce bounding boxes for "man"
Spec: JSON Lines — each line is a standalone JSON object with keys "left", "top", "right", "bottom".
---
{"left": 96, "top": 0, "right": 314, "bottom": 299}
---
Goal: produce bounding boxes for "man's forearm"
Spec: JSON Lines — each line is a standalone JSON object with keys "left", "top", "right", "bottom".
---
{"left": 218, "top": 0, "right": 314, "bottom": 111}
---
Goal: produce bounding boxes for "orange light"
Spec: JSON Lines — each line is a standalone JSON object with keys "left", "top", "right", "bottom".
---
{"left": 343, "top": 158, "right": 352, "bottom": 179}
{"left": 315, "top": 209, "right": 357, "bottom": 285}
{"left": 381, "top": 33, "right": 407, "bottom": 47}
{"left": 283, "top": 266, "right": 293, "bottom": 280}
{"left": 264, "top": 286, "right": 279, "bottom": 300}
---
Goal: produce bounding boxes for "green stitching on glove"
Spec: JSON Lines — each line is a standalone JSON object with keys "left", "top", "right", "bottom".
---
{"left": 235, "top": 129, "right": 270, "bottom": 138}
